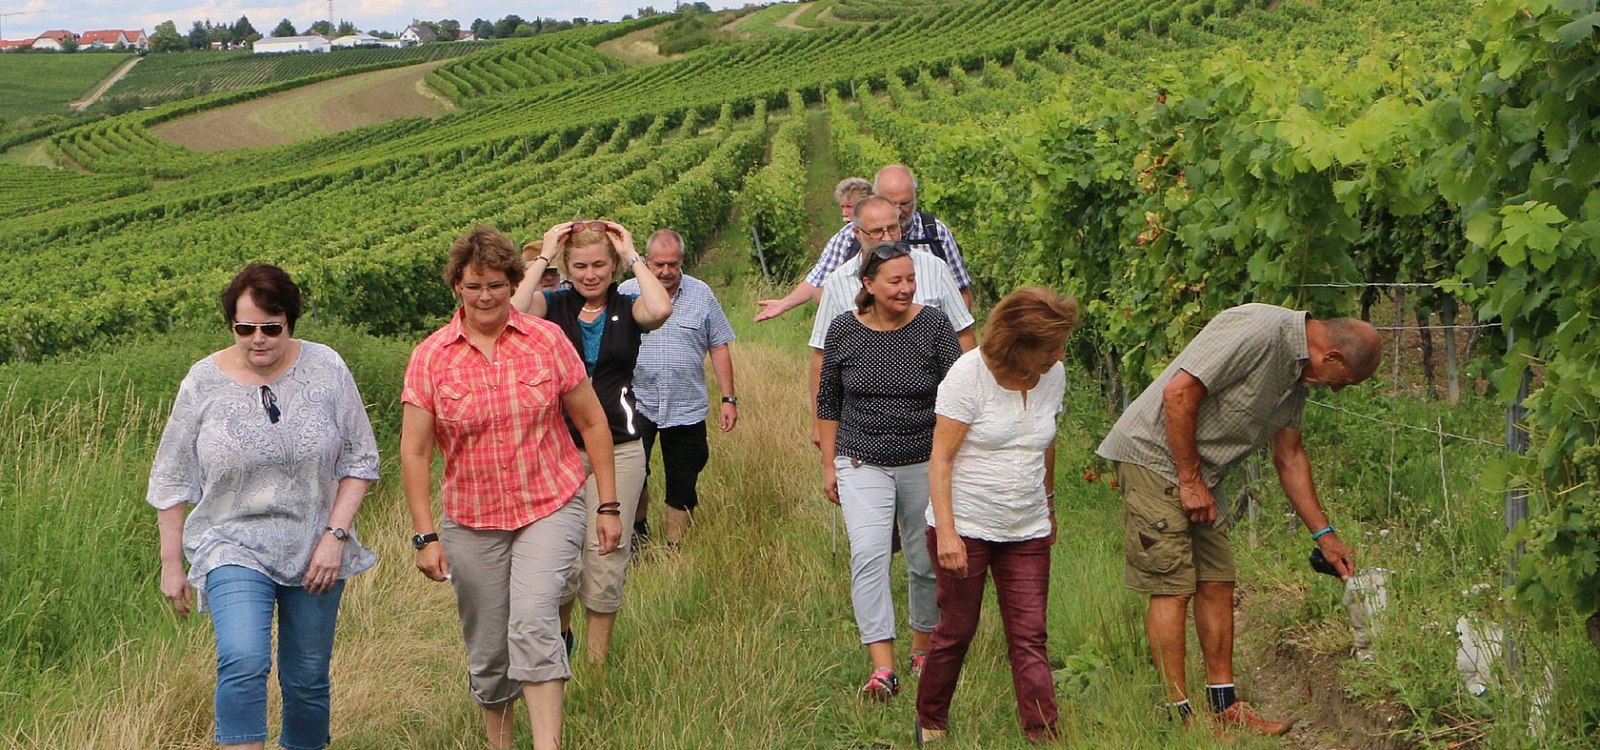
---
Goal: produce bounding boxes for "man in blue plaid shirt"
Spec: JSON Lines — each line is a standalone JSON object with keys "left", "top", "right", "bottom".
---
{"left": 620, "top": 229, "right": 739, "bottom": 549}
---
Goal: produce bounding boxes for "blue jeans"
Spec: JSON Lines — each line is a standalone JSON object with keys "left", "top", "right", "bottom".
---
{"left": 206, "top": 565, "right": 344, "bottom": 750}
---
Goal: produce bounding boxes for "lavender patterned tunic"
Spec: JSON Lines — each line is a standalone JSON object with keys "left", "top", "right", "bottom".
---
{"left": 147, "top": 341, "right": 380, "bottom": 603}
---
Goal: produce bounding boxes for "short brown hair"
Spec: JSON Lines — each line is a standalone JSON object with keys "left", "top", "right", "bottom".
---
{"left": 221, "top": 263, "right": 302, "bottom": 333}
{"left": 980, "top": 287, "right": 1078, "bottom": 381}
{"left": 445, "top": 226, "right": 525, "bottom": 288}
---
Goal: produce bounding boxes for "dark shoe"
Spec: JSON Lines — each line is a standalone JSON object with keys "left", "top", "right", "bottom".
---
{"left": 1212, "top": 701, "right": 1291, "bottom": 736}
{"left": 632, "top": 519, "right": 650, "bottom": 547}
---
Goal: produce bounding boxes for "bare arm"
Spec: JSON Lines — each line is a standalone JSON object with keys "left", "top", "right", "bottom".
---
{"left": 1271, "top": 426, "right": 1355, "bottom": 579}
{"left": 157, "top": 505, "right": 191, "bottom": 617}
{"left": 709, "top": 344, "right": 737, "bottom": 432}
{"left": 611, "top": 223, "right": 672, "bottom": 329}
{"left": 817, "top": 418, "right": 841, "bottom": 504}
{"left": 512, "top": 222, "right": 573, "bottom": 316}
{"left": 563, "top": 381, "right": 622, "bottom": 554}
{"left": 956, "top": 326, "right": 976, "bottom": 353}
{"left": 1043, "top": 438, "right": 1058, "bottom": 544}
{"left": 303, "top": 476, "right": 371, "bottom": 595}
{"left": 1161, "top": 370, "right": 1215, "bottom": 526}
{"left": 400, "top": 404, "right": 449, "bottom": 581}
{"left": 959, "top": 288, "right": 973, "bottom": 310}
{"left": 754, "top": 281, "right": 820, "bottom": 322}
{"left": 808, "top": 347, "right": 823, "bottom": 449}
{"left": 929, "top": 415, "right": 972, "bottom": 576}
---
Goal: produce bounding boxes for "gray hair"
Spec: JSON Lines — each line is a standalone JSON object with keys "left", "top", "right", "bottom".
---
{"left": 833, "top": 177, "right": 872, "bottom": 205}
{"left": 646, "top": 229, "right": 685, "bottom": 259}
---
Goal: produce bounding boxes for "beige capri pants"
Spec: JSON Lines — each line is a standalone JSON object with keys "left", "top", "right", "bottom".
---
{"left": 561, "top": 438, "right": 648, "bottom": 613}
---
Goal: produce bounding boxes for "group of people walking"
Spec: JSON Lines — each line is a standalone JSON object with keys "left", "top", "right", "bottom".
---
{"left": 148, "top": 161, "right": 1384, "bottom": 749}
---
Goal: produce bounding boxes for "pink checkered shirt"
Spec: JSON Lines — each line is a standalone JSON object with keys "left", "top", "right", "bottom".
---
{"left": 402, "top": 308, "right": 588, "bottom": 530}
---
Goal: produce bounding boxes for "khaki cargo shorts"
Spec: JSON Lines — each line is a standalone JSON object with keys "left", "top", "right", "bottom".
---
{"left": 1117, "top": 462, "right": 1235, "bottom": 595}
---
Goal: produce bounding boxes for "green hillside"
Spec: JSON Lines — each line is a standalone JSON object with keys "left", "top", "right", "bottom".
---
{"left": 0, "top": 52, "right": 131, "bottom": 121}
{"left": 3, "top": 0, "right": 1599, "bottom": 746}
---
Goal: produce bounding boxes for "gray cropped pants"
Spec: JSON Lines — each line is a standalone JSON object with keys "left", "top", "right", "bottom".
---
{"left": 835, "top": 456, "right": 939, "bottom": 644}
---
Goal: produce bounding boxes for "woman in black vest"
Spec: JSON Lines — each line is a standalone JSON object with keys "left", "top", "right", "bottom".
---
{"left": 512, "top": 219, "right": 672, "bottom": 663}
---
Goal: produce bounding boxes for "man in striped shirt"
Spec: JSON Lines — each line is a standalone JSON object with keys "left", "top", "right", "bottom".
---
{"left": 620, "top": 229, "right": 738, "bottom": 549}
{"left": 754, "top": 164, "right": 973, "bottom": 322}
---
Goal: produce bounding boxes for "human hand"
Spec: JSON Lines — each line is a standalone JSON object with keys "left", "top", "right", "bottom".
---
{"left": 304, "top": 534, "right": 345, "bottom": 595}
{"left": 596, "top": 514, "right": 623, "bottom": 555}
{"left": 719, "top": 402, "right": 737, "bottom": 432}
{"left": 416, "top": 541, "right": 450, "bottom": 582}
{"left": 161, "top": 562, "right": 192, "bottom": 618}
{"left": 541, "top": 222, "right": 572, "bottom": 263}
{"left": 1048, "top": 514, "right": 1059, "bottom": 545}
{"left": 936, "top": 529, "right": 968, "bottom": 577}
{"left": 604, "top": 221, "right": 638, "bottom": 262}
{"left": 753, "top": 298, "right": 791, "bottom": 322}
{"left": 1317, "top": 533, "right": 1356, "bottom": 580}
{"left": 809, "top": 421, "right": 821, "bottom": 450}
{"left": 1178, "top": 481, "right": 1217, "bottom": 527}
{"left": 823, "top": 463, "right": 839, "bottom": 505}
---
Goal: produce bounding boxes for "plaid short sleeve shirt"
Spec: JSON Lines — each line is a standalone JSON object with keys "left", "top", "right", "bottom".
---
{"left": 619, "top": 274, "right": 736, "bottom": 428}
{"left": 1096, "top": 304, "right": 1309, "bottom": 486}
{"left": 402, "top": 308, "right": 588, "bottom": 530}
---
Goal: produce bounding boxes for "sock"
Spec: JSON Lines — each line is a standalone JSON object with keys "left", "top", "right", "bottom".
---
{"left": 1169, "top": 699, "right": 1194, "bottom": 722}
{"left": 1206, "top": 684, "right": 1237, "bottom": 714}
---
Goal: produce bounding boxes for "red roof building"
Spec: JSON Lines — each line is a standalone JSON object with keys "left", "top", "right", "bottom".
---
{"left": 78, "top": 29, "right": 127, "bottom": 47}
{"left": 0, "top": 38, "right": 36, "bottom": 51}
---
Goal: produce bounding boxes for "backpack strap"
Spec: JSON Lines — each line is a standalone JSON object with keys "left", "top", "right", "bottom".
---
{"left": 904, "top": 212, "right": 946, "bottom": 262}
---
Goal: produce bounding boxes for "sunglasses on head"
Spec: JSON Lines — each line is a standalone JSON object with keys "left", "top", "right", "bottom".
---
{"left": 568, "top": 220, "right": 609, "bottom": 234}
{"left": 866, "top": 241, "right": 912, "bottom": 260}
{"left": 232, "top": 322, "right": 286, "bottom": 337}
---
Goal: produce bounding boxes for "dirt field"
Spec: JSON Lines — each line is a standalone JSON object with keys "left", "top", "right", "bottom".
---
{"left": 596, "top": 25, "right": 676, "bottom": 66}
{"left": 152, "top": 61, "right": 448, "bottom": 153}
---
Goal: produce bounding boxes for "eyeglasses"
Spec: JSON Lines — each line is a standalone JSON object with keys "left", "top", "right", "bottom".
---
{"left": 232, "top": 322, "right": 285, "bottom": 337}
{"left": 858, "top": 224, "right": 902, "bottom": 241}
{"left": 460, "top": 281, "right": 511, "bottom": 296}
{"left": 260, "top": 385, "right": 281, "bottom": 424}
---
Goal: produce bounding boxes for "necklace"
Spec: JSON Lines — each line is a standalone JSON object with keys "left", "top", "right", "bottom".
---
{"left": 581, "top": 304, "right": 605, "bottom": 314}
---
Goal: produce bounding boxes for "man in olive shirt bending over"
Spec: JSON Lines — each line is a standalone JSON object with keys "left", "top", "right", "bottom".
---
{"left": 1096, "top": 303, "right": 1381, "bottom": 736}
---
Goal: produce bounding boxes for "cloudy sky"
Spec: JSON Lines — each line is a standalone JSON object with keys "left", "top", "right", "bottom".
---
{"left": 3, "top": 1, "right": 734, "bottom": 38}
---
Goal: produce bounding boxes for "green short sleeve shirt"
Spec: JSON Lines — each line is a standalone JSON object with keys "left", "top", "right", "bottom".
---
{"left": 1096, "top": 304, "right": 1309, "bottom": 486}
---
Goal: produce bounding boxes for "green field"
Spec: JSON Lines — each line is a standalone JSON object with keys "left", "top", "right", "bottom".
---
{"left": 2, "top": 0, "right": 1598, "bottom": 747}
{"left": 0, "top": 52, "right": 131, "bottom": 121}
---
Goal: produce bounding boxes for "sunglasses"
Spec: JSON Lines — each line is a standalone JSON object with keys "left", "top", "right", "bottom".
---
{"left": 568, "top": 220, "right": 609, "bottom": 234}
{"left": 260, "top": 384, "right": 281, "bottom": 424}
{"left": 866, "top": 241, "right": 912, "bottom": 260}
{"left": 232, "top": 322, "right": 286, "bottom": 337}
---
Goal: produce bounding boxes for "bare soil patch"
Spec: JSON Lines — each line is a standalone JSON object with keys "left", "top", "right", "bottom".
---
{"left": 777, "top": 3, "right": 815, "bottom": 30}
{"left": 596, "top": 26, "right": 677, "bottom": 66}
{"left": 152, "top": 62, "right": 447, "bottom": 153}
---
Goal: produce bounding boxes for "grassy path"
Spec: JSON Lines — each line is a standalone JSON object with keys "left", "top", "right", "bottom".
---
{"left": 71, "top": 55, "right": 143, "bottom": 112}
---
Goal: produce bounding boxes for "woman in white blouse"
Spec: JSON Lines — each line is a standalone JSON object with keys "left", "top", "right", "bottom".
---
{"left": 915, "top": 287, "right": 1078, "bottom": 746}
{"left": 148, "top": 264, "right": 380, "bottom": 750}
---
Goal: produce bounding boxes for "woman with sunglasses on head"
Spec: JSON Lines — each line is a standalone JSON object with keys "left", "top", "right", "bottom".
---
{"left": 148, "top": 263, "right": 380, "bottom": 750}
{"left": 402, "top": 227, "right": 623, "bottom": 750}
{"left": 915, "top": 287, "right": 1078, "bottom": 746}
{"left": 817, "top": 241, "right": 963, "bottom": 701}
{"left": 511, "top": 219, "right": 672, "bottom": 664}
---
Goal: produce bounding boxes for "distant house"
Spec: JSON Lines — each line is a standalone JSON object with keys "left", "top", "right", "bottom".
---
{"left": 78, "top": 30, "right": 128, "bottom": 49}
{"left": 124, "top": 29, "right": 148, "bottom": 50}
{"left": 252, "top": 35, "right": 331, "bottom": 54}
{"left": 399, "top": 24, "right": 437, "bottom": 44}
{"left": 456, "top": 31, "right": 478, "bottom": 41}
{"left": 376, "top": 38, "right": 406, "bottom": 49}
{"left": 331, "top": 32, "right": 382, "bottom": 48}
{"left": 30, "top": 29, "right": 77, "bottom": 51}
{"left": 0, "top": 38, "right": 35, "bottom": 52}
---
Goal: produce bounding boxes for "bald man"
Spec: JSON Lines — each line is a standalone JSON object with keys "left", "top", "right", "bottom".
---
{"left": 1096, "top": 303, "right": 1381, "bottom": 738}
{"left": 754, "top": 164, "right": 972, "bottom": 322}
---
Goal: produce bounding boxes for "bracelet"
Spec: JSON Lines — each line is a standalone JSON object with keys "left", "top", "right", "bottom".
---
{"left": 537, "top": 255, "right": 555, "bottom": 265}
{"left": 596, "top": 508, "right": 622, "bottom": 517}
{"left": 596, "top": 501, "right": 621, "bottom": 511}
{"left": 1045, "top": 492, "right": 1056, "bottom": 500}
{"left": 1311, "top": 524, "right": 1336, "bottom": 541}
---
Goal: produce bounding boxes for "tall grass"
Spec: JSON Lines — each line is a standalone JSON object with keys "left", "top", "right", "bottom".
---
{"left": 3, "top": 280, "right": 1597, "bottom": 748}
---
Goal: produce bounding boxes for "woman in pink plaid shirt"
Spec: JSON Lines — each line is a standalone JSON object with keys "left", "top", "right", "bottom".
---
{"left": 400, "top": 226, "right": 622, "bottom": 750}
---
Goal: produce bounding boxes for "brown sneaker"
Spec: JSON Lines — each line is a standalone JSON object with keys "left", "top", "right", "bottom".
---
{"left": 1183, "top": 714, "right": 1237, "bottom": 743}
{"left": 1212, "top": 701, "right": 1292, "bottom": 736}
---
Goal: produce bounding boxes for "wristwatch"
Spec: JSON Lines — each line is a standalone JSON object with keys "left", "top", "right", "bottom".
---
{"left": 412, "top": 532, "right": 439, "bottom": 550}
{"left": 721, "top": 396, "right": 739, "bottom": 405}
{"left": 325, "top": 526, "right": 349, "bottom": 542}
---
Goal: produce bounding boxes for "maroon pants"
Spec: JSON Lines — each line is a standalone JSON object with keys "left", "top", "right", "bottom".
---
{"left": 916, "top": 530, "right": 1058, "bottom": 741}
